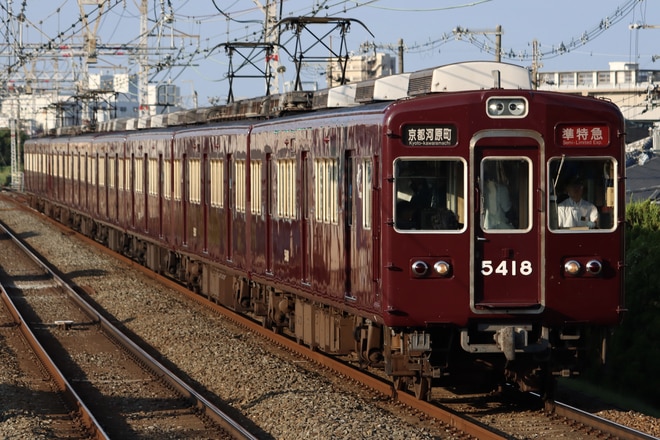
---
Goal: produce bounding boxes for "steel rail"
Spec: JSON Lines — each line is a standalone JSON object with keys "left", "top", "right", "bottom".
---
{"left": 10, "top": 196, "right": 649, "bottom": 440}
{"left": 0, "top": 274, "right": 109, "bottom": 439}
{"left": 545, "top": 399, "right": 659, "bottom": 440}
{"left": 105, "top": 245, "right": 510, "bottom": 440}
{"left": 0, "top": 219, "right": 259, "bottom": 440}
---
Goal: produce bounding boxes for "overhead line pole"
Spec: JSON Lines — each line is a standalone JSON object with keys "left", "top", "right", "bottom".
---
{"left": 7, "top": 0, "right": 23, "bottom": 191}
{"left": 452, "top": 25, "right": 503, "bottom": 62}
{"left": 139, "top": 0, "right": 150, "bottom": 118}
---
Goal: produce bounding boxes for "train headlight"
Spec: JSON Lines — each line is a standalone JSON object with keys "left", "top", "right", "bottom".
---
{"left": 564, "top": 260, "right": 581, "bottom": 276}
{"left": 434, "top": 260, "right": 451, "bottom": 277}
{"left": 411, "top": 260, "right": 429, "bottom": 277}
{"left": 488, "top": 100, "right": 505, "bottom": 116}
{"left": 508, "top": 100, "right": 526, "bottom": 116}
{"left": 486, "top": 97, "right": 528, "bottom": 118}
{"left": 585, "top": 259, "right": 603, "bottom": 275}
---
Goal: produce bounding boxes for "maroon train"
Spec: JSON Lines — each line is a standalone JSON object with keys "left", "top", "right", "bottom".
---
{"left": 23, "top": 61, "right": 625, "bottom": 399}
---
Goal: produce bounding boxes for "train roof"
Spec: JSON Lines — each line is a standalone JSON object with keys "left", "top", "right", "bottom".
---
{"left": 47, "top": 61, "right": 533, "bottom": 138}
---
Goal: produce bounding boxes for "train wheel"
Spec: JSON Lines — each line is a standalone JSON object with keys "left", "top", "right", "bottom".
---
{"left": 393, "top": 376, "right": 409, "bottom": 391}
{"left": 540, "top": 367, "right": 556, "bottom": 401}
{"left": 413, "top": 375, "right": 430, "bottom": 401}
{"left": 263, "top": 316, "right": 282, "bottom": 334}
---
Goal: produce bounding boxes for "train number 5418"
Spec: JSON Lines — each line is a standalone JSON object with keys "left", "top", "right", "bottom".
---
{"left": 481, "top": 260, "right": 533, "bottom": 276}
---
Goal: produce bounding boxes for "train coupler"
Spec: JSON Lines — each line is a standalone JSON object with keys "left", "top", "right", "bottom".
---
{"left": 460, "top": 325, "right": 550, "bottom": 361}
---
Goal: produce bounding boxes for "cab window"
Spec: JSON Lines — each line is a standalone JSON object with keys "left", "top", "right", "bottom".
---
{"left": 548, "top": 157, "right": 617, "bottom": 231}
{"left": 394, "top": 158, "right": 465, "bottom": 232}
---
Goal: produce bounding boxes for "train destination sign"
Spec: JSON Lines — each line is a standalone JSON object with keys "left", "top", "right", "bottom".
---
{"left": 403, "top": 124, "right": 457, "bottom": 146}
{"left": 557, "top": 124, "right": 610, "bottom": 147}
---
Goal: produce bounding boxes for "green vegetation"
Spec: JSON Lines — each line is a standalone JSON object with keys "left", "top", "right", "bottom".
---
{"left": 0, "top": 166, "right": 10, "bottom": 187}
{"left": 0, "top": 128, "right": 26, "bottom": 187}
{"left": 587, "top": 200, "right": 660, "bottom": 408}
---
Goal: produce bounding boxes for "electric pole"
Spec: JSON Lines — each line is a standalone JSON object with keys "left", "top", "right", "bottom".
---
{"left": 452, "top": 25, "right": 503, "bottom": 62}
{"left": 253, "top": 0, "right": 282, "bottom": 94}
{"left": 139, "top": 0, "right": 150, "bottom": 117}
{"left": 7, "top": 0, "right": 23, "bottom": 190}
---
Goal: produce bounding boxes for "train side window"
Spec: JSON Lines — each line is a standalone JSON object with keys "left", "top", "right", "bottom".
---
{"left": 548, "top": 157, "right": 617, "bottom": 232}
{"left": 480, "top": 158, "right": 530, "bottom": 232}
{"left": 314, "top": 158, "right": 338, "bottom": 224}
{"left": 277, "top": 158, "right": 297, "bottom": 220}
{"left": 394, "top": 158, "right": 464, "bottom": 232}
{"left": 362, "top": 159, "right": 372, "bottom": 230}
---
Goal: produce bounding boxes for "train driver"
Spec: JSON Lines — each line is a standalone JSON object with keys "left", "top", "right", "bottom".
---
{"left": 557, "top": 179, "right": 599, "bottom": 229}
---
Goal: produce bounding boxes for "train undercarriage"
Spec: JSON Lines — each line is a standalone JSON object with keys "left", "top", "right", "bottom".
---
{"left": 35, "top": 198, "right": 602, "bottom": 401}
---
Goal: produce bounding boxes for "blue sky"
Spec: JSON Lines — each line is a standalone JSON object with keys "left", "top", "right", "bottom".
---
{"left": 6, "top": 0, "right": 658, "bottom": 106}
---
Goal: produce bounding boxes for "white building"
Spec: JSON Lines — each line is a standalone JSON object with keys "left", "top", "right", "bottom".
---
{"left": 0, "top": 73, "right": 182, "bottom": 135}
{"left": 537, "top": 62, "right": 660, "bottom": 122}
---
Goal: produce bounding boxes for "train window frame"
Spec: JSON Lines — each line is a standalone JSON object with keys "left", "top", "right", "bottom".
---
{"left": 133, "top": 154, "right": 144, "bottom": 194}
{"left": 362, "top": 159, "right": 373, "bottom": 230}
{"left": 314, "top": 157, "right": 339, "bottom": 225}
{"left": 65, "top": 152, "right": 71, "bottom": 181}
{"left": 88, "top": 154, "right": 96, "bottom": 186}
{"left": 109, "top": 154, "right": 117, "bottom": 190}
{"left": 251, "top": 160, "right": 262, "bottom": 215}
{"left": 57, "top": 152, "right": 64, "bottom": 179}
{"left": 173, "top": 159, "right": 182, "bottom": 201}
{"left": 234, "top": 159, "right": 245, "bottom": 212}
{"left": 209, "top": 158, "right": 223, "bottom": 208}
{"left": 73, "top": 152, "right": 80, "bottom": 182}
{"left": 160, "top": 158, "right": 169, "bottom": 198}
{"left": 99, "top": 154, "right": 107, "bottom": 188}
{"left": 393, "top": 157, "right": 466, "bottom": 233}
{"left": 148, "top": 157, "right": 158, "bottom": 196}
{"left": 276, "top": 158, "right": 297, "bottom": 220}
{"left": 480, "top": 157, "right": 533, "bottom": 234}
{"left": 547, "top": 156, "right": 618, "bottom": 233}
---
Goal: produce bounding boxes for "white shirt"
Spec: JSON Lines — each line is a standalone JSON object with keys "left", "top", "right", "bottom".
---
{"left": 484, "top": 180, "right": 512, "bottom": 229}
{"left": 558, "top": 198, "right": 598, "bottom": 228}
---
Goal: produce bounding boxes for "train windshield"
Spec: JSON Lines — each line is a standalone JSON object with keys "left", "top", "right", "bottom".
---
{"left": 548, "top": 157, "right": 617, "bottom": 231}
{"left": 394, "top": 158, "right": 465, "bottom": 232}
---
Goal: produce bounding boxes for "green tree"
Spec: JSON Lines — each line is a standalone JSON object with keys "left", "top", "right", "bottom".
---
{"left": 601, "top": 201, "right": 660, "bottom": 405}
{"left": 0, "top": 128, "right": 28, "bottom": 167}
{"left": 0, "top": 128, "right": 12, "bottom": 167}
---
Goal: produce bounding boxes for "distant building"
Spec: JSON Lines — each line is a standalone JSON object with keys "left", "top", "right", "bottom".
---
{"left": 0, "top": 73, "right": 182, "bottom": 135}
{"left": 343, "top": 53, "right": 396, "bottom": 85}
{"left": 537, "top": 62, "right": 660, "bottom": 124}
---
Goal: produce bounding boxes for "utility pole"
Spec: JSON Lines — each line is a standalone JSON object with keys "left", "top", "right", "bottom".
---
{"left": 253, "top": 0, "right": 282, "bottom": 94}
{"left": 10, "top": 104, "right": 21, "bottom": 191}
{"left": 630, "top": 22, "right": 660, "bottom": 110}
{"left": 453, "top": 25, "right": 503, "bottom": 62}
{"left": 630, "top": 23, "right": 660, "bottom": 65}
{"left": 531, "top": 39, "right": 542, "bottom": 89}
{"left": 7, "top": 0, "right": 23, "bottom": 190}
{"left": 139, "top": 0, "right": 150, "bottom": 117}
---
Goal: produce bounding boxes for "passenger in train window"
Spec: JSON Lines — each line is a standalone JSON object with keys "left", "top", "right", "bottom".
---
{"left": 484, "top": 179, "right": 513, "bottom": 229}
{"left": 557, "top": 178, "right": 599, "bottom": 229}
{"left": 396, "top": 200, "right": 417, "bottom": 229}
{"left": 483, "top": 162, "right": 514, "bottom": 230}
{"left": 428, "top": 208, "right": 459, "bottom": 230}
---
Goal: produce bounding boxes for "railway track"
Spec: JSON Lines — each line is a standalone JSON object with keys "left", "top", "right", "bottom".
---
{"left": 0, "top": 216, "right": 259, "bottom": 440}
{"left": 0, "top": 275, "right": 98, "bottom": 439}
{"left": 1, "top": 192, "right": 658, "bottom": 439}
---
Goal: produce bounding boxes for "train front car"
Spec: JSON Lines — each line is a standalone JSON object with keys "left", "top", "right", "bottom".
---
{"left": 379, "top": 62, "right": 625, "bottom": 399}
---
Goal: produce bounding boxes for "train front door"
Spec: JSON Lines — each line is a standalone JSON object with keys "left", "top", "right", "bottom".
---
{"left": 471, "top": 134, "right": 544, "bottom": 313}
